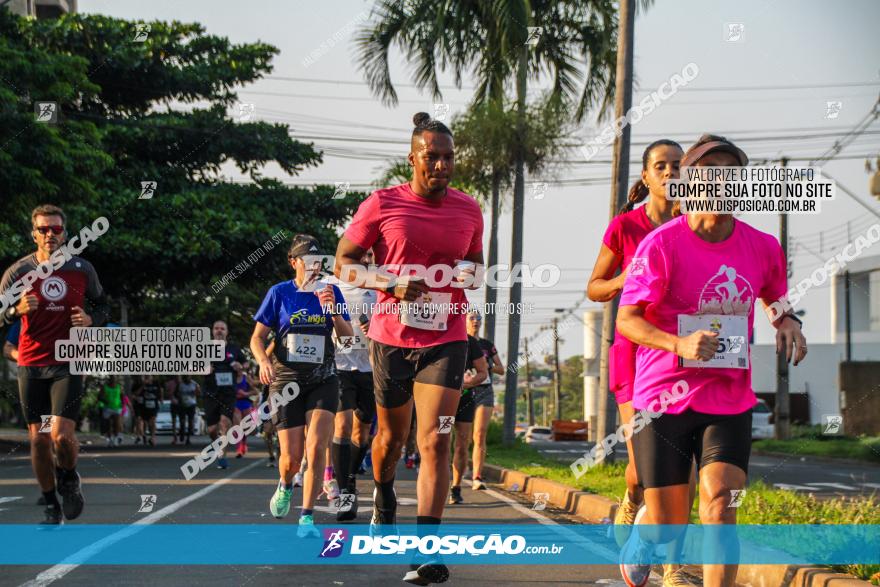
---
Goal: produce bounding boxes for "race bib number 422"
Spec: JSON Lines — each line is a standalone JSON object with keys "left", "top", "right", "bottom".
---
{"left": 399, "top": 292, "right": 452, "bottom": 331}
{"left": 677, "top": 314, "right": 749, "bottom": 369}
{"left": 286, "top": 333, "right": 325, "bottom": 364}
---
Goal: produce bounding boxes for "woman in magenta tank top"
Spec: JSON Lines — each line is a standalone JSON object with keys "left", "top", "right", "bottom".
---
{"left": 587, "top": 139, "right": 683, "bottom": 533}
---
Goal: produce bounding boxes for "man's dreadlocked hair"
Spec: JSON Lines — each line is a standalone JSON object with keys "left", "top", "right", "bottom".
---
{"left": 412, "top": 112, "right": 453, "bottom": 140}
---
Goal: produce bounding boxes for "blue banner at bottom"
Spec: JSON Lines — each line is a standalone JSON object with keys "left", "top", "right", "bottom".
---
{"left": 0, "top": 524, "right": 877, "bottom": 565}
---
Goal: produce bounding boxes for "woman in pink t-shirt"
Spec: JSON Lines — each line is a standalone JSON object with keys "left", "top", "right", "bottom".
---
{"left": 616, "top": 135, "right": 807, "bottom": 587}
{"left": 587, "top": 139, "right": 682, "bottom": 534}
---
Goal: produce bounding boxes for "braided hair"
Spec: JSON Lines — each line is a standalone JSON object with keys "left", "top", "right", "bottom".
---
{"left": 618, "top": 139, "right": 683, "bottom": 215}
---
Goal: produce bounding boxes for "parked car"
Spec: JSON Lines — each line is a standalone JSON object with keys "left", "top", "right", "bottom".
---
{"left": 524, "top": 425, "right": 552, "bottom": 444}
{"left": 752, "top": 399, "right": 774, "bottom": 439}
{"left": 155, "top": 400, "right": 205, "bottom": 436}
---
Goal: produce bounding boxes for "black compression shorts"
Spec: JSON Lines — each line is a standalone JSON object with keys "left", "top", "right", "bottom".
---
{"left": 204, "top": 389, "right": 236, "bottom": 427}
{"left": 338, "top": 370, "right": 376, "bottom": 423}
{"left": 270, "top": 376, "right": 339, "bottom": 430}
{"left": 454, "top": 390, "right": 477, "bottom": 424}
{"left": 632, "top": 408, "right": 752, "bottom": 488}
{"left": 370, "top": 340, "right": 468, "bottom": 409}
{"left": 18, "top": 365, "right": 83, "bottom": 425}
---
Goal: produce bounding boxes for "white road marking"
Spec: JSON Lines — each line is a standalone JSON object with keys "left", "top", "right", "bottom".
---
{"left": 18, "top": 460, "right": 264, "bottom": 587}
{"left": 805, "top": 482, "right": 857, "bottom": 491}
{"left": 0, "top": 497, "right": 23, "bottom": 504}
{"left": 773, "top": 483, "right": 817, "bottom": 492}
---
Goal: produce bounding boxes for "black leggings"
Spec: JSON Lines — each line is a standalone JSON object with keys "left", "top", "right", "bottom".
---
{"left": 178, "top": 405, "right": 196, "bottom": 440}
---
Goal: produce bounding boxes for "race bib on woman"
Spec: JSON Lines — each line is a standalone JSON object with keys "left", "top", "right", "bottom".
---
{"left": 286, "top": 333, "right": 325, "bottom": 364}
{"left": 677, "top": 314, "right": 748, "bottom": 369}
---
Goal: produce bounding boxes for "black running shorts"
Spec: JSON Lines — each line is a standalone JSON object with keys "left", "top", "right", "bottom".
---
{"left": 18, "top": 365, "right": 83, "bottom": 424}
{"left": 632, "top": 408, "right": 752, "bottom": 489}
{"left": 270, "top": 376, "right": 339, "bottom": 430}
{"left": 454, "top": 391, "right": 477, "bottom": 424}
{"left": 338, "top": 370, "right": 376, "bottom": 423}
{"left": 370, "top": 340, "right": 468, "bottom": 409}
{"left": 204, "top": 389, "right": 236, "bottom": 427}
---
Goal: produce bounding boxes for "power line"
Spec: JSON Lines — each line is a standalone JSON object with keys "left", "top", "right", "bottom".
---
{"left": 263, "top": 74, "right": 878, "bottom": 93}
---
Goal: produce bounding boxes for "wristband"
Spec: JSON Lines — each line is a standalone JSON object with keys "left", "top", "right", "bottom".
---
{"left": 782, "top": 313, "right": 803, "bottom": 328}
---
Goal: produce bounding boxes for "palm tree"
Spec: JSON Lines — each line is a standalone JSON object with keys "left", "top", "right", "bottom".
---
{"left": 357, "top": 0, "right": 618, "bottom": 444}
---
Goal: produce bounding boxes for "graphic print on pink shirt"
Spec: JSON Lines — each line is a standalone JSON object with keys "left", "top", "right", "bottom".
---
{"left": 344, "top": 182, "right": 484, "bottom": 349}
{"left": 619, "top": 216, "right": 787, "bottom": 416}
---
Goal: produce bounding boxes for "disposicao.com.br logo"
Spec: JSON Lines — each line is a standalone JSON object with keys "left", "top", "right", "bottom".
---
{"left": 343, "top": 533, "right": 562, "bottom": 557}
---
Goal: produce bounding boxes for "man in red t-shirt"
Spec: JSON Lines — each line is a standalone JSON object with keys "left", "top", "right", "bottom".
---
{"left": 0, "top": 204, "right": 109, "bottom": 524}
{"left": 335, "top": 112, "right": 484, "bottom": 586}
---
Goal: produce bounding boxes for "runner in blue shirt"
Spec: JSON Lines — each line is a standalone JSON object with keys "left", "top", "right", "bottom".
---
{"left": 250, "top": 234, "right": 352, "bottom": 537}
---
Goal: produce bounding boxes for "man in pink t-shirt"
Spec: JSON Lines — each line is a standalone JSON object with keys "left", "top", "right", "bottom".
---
{"left": 334, "top": 112, "right": 483, "bottom": 586}
{"left": 616, "top": 135, "right": 807, "bottom": 587}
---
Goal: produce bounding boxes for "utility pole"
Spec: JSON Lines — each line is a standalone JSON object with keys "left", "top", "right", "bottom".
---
{"left": 552, "top": 317, "right": 562, "bottom": 421}
{"left": 845, "top": 271, "right": 852, "bottom": 361}
{"left": 502, "top": 39, "right": 529, "bottom": 446}
{"left": 775, "top": 157, "right": 791, "bottom": 440}
{"left": 524, "top": 339, "right": 534, "bottom": 426}
{"left": 597, "top": 0, "right": 635, "bottom": 455}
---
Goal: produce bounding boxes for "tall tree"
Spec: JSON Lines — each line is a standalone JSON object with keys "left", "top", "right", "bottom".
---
{"left": 0, "top": 11, "right": 362, "bottom": 340}
{"left": 357, "top": 0, "right": 618, "bottom": 444}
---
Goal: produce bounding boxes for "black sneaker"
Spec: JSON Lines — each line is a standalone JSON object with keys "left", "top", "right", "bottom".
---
{"left": 336, "top": 491, "right": 358, "bottom": 522}
{"left": 56, "top": 470, "right": 85, "bottom": 520}
{"left": 448, "top": 487, "right": 463, "bottom": 505}
{"left": 403, "top": 561, "right": 449, "bottom": 585}
{"left": 36, "top": 495, "right": 47, "bottom": 506}
{"left": 41, "top": 503, "right": 63, "bottom": 525}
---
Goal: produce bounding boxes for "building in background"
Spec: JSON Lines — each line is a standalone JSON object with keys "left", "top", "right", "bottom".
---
{"left": 5, "top": 0, "right": 76, "bottom": 18}
{"left": 753, "top": 253, "right": 880, "bottom": 426}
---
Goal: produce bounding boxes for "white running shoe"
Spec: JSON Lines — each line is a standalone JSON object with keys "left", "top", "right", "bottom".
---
{"left": 293, "top": 471, "right": 303, "bottom": 488}
{"left": 324, "top": 478, "right": 340, "bottom": 501}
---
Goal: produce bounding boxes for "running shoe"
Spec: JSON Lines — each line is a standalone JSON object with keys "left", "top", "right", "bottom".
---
{"left": 613, "top": 490, "right": 643, "bottom": 547}
{"left": 41, "top": 503, "right": 63, "bottom": 525}
{"left": 369, "top": 487, "right": 398, "bottom": 537}
{"left": 105, "top": 436, "right": 113, "bottom": 447}
{"left": 149, "top": 436, "right": 156, "bottom": 447}
{"left": 269, "top": 481, "right": 292, "bottom": 519}
{"left": 297, "top": 514, "right": 320, "bottom": 538}
{"left": 115, "top": 435, "right": 123, "bottom": 446}
{"left": 403, "top": 557, "right": 449, "bottom": 585}
{"left": 217, "top": 457, "right": 229, "bottom": 470}
{"left": 36, "top": 495, "right": 47, "bottom": 506}
{"left": 336, "top": 490, "right": 358, "bottom": 522}
{"left": 134, "top": 436, "right": 141, "bottom": 445}
{"left": 266, "top": 457, "right": 276, "bottom": 468}
{"left": 471, "top": 477, "right": 486, "bottom": 491}
{"left": 324, "top": 478, "right": 340, "bottom": 501}
{"left": 405, "top": 455, "right": 415, "bottom": 469}
{"left": 56, "top": 470, "right": 84, "bottom": 520}
{"left": 293, "top": 471, "right": 303, "bottom": 488}
{"left": 619, "top": 506, "right": 653, "bottom": 587}
{"left": 448, "top": 487, "right": 463, "bottom": 505}
{"left": 663, "top": 564, "right": 697, "bottom": 587}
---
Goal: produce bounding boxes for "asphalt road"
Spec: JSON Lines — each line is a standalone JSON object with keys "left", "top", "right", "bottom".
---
{"left": 528, "top": 439, "right": 880, "bottom": 497}
{"left": 0, "top": 432, "right": 660, "bottom": 587}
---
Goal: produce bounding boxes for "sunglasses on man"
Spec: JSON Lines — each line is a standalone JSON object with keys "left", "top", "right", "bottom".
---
{"left": 34, "top": 225, "right": 64, "bottom": 235}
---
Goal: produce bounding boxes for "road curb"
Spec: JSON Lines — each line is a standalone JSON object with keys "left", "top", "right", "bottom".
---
{"left": 482, "top": 463, "right": 617, "bottom": 519}
{"left": 483, "top": 462, "right": 872, "bottom": 586}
